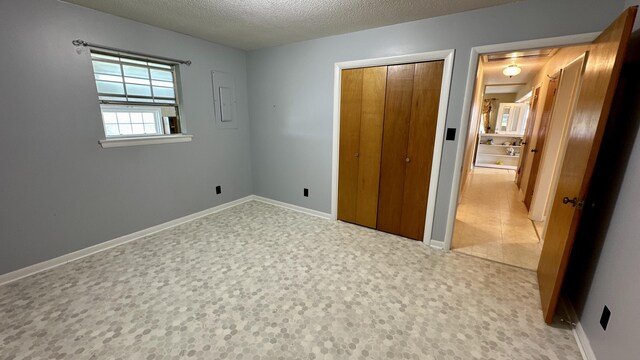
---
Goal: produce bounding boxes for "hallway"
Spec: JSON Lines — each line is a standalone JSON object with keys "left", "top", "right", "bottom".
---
{"left": 452, "top": 168, "right": 542, "bottom": 270}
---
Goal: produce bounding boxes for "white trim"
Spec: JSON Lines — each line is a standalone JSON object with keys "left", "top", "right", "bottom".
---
{"left": 330, "top": 49, "right": 456, "bottom": 247}
{"left": 516, "top": 90, "right": 533, "bottom": 103}
{"left": 0, "top": 195, "right": 254, "bottom": 286}
{"left": 252, "top": 196, "right": 332, "bottom": 219}
{"left": 560, "top": 297, "right": 597, "bottom": 360}
{"left": 99, "top": 134, "right": 193, "bottom": 148}
{"left": 443, "top": 32, "right": 599, "bottom": 251}
{"left": 429, "top": 240, "right": 445, "bottom": 250}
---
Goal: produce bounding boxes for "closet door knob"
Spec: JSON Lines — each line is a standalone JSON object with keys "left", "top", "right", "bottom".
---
{"left": 354, "top": 152, "right": 359, "bottom": 158}
{"left": 405, "top": 157, "right": 411, "bottom": 163}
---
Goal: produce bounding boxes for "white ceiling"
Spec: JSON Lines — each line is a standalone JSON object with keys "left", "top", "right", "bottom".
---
{"left": 64, "top": 0, "right": 519, "bottom": 50}
{"left": 484, "top": 84, "right": 527, "bottom": 94}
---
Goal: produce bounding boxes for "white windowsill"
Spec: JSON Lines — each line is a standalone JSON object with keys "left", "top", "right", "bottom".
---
{"left": 99, "top": 134, "right": 193, "bottom": 148}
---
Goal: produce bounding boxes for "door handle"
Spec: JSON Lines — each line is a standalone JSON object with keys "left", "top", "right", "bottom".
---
{"left": 405, "top": 157, "right": 411, "bottom": 163}
{"left": 354, "top": 152, "right": 359, "bottom": 158}
{"left": 531, "top": 149, "right": 538, "bottom": 153}
{"left": 562, "top": 197, "right": 584, "bottom": 209}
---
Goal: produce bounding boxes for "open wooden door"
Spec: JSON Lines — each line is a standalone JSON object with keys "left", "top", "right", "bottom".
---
{"left": 524, "top": 72, "right": 561, "bottom": 209}
{"left": 537, "top": 6, "right": 637, "bottom": 324}
{"left": 516, "top": 86, "right": 540, "bottom": 188}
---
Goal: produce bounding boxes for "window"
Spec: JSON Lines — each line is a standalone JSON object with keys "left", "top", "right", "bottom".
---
{"left": 90, "top": 51, "right": 183, "bottom": 138}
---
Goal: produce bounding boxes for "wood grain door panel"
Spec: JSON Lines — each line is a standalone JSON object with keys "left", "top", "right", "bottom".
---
{"left": 400, "top": 61, "right": 444, "bottom": 240}
{"left": 525, "top": 74, "right": 560, "bottom": 209}
{"left": 537, "top": 6, "right": 636, "bottom": 323}
{"left": 337, "top": 68, "right": 363, "bottom": 223}
{"left": 355, "top": 66, "right": 387, "bottom": 228}
{"left": 377, "top": 64, "right": 415, "bottom": 234}
{"left": 517, "top": 86, "right": 540, "bottom": 188}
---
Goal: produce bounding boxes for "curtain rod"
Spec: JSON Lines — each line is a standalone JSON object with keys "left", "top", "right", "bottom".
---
{"left": 72, "top": 39, "right": 191, "bottom": 66}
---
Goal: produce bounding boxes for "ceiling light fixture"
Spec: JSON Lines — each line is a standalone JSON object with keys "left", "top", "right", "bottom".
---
{"left": 503, "top": 64, "right": 522, "bottom": 78}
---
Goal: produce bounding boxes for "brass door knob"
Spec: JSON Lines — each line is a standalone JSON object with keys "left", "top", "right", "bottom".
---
{"left": 405, "top": 157, "right": 411, "bottom": 163}
{"left": 354, "top": 152, "right": 359, "bottom": 158}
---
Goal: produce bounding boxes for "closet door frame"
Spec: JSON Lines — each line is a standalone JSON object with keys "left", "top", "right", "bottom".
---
{"left": 331, "top": 49, "right": 455, "bottom": 247}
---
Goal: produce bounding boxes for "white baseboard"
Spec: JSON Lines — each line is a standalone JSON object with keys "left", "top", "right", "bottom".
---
{"left": 560, "top": 297, "right": 597, "bottom": 360}
{"left": 0, "top": 195, "right": 255, "bottom": 287}
{"left": 428, "top": 239, "right": 445, "bottom": 250}
{"left": 252, "top": 196, "right": 332, "bottom": 219}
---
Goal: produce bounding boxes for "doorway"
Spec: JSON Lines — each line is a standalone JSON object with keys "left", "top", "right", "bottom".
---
{"left": 453, "top": 44, "right": 590, "bottom": 270}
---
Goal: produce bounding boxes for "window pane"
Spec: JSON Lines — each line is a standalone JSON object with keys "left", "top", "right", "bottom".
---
{"left": 153, "top": 87, "right": 174, "bottom": 98}
{"left": 120, "top": 58, "right": 148, "bottom": 66}
{"left": 126, "top": 84, "right": 152, "bottom": 97}
{"left": 150, "top": 69, "right": 173, "bottom": 81}
{"left": 151, "top": 80, "right": 174, "bottom": 88}
{"left": 95, "top": 74, "right": 123, "bottom": 82}
{"left": 91, "top": 53, "right": 119, "bottom": 62}
{"left": 102, "top": 112, "right": 117, "bottom": 124}
{"left": 91, "top": 51, "right": 180, "bottom": 137}
{"left": 152, "top": 63, "right": 172, "bottom": 69}
{"left": 130, "top": 113, "right": 143, "bottom": 123}
{"left": 104, "top": 124, "right": 119, "bottom": 136}
{"left": 118, "top": 124, "right": 133, "bottom": 135}
{"left": 144, "top": 124, "right": 157, "bottom": 133}
{"left": 124, "top": 77, "right": 150, "bottom": 85}
{"left": 116, "top": 112, "right": 131, "bottom": 124}
{"left": 96, "top": 81, "right": 125, "bottom": 95}
{"left": 142, "top": 113, "right": 156, "bottom": 124}
{"left": 92, "top": 61, "right": 122, "bottom": 76}
{"left": 123, "top": 65, "right": 149, "bottom": 79}
{"left": 131, "top": 124, "right": 145, "bottom": 134}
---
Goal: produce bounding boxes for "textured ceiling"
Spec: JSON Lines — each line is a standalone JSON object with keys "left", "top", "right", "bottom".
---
{"left": 64, "top": 0, "right": 519, "bottom": 50}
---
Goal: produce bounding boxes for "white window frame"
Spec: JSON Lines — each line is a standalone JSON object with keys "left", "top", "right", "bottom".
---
{"left": 100, "top": 104, "right": 164, "bottom": 138}
{"left": 88, "top": 50, "right": 192, "bottom": 148}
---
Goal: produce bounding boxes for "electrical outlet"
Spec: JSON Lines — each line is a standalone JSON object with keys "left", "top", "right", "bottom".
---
{"left": 303, "top": 188, "right": 309, "bottom": 197}
{"left": 600, "top": 305, "right": 611, "bottom": 331}
{"left": 216, "top": 185, "right": 222, "bottom": 195}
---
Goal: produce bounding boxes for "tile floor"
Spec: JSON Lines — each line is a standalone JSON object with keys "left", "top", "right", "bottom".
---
{"left": 0, "top": 201, "right": 580, "bottom": 359}
{"left": 452, "top": 168, "right": 543, "bottom": 270}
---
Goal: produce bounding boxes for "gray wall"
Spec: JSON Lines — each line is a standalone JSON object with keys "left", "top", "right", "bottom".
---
{"left": 0, "top": 0, "right": 252, "bottom": 275}
{"left": 247, "top": 0, "right": 626, "bottom": 242}
{"left": 579, "top": 116, "right": 640, "bottom": 358}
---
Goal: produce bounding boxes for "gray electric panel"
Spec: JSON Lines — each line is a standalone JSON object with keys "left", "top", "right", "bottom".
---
{"left": 212, "top": 71, "right": 237, "bottom": 128}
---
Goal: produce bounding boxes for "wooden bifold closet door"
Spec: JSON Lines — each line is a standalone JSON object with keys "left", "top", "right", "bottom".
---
{"left": 337, "top": 66, "right": 387, "bottom": 228}
{"left": 337, "top": 61, "right": 444, "bottom": 241}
